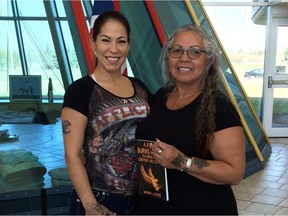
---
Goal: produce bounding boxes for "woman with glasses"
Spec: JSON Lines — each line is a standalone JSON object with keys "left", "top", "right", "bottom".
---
{"left": 134, "top": 24, "right": 245, "bottom": 215}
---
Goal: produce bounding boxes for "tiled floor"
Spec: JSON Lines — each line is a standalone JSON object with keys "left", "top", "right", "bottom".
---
{"left": 233, "top": 137, "right": 288, "bottom": 215}
{"left": 0, "top": 120, "right": 288, "bottom": 215}
{"left": 0, "top": 118, "right": 66, "bottom": 191}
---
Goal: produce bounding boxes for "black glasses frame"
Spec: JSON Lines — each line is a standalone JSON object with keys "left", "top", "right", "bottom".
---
{"left": 168, "top": 47, "right": 207, "bottom": 60}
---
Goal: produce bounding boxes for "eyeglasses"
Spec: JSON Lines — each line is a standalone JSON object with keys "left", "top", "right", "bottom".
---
{"left": 168, "top": 47, "right": 207, "bottom": 60}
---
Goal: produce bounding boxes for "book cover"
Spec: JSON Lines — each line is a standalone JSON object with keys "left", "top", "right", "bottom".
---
{"left": 136, "top": 139, "right": 169, "bottom": 201}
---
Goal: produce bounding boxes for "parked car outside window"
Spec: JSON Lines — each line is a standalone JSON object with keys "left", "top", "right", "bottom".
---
{"left": 244, "top": 69, "right": 264, "bottom": 79}
{"left": 276, "top": 66, "right": 286, "bottom": 74}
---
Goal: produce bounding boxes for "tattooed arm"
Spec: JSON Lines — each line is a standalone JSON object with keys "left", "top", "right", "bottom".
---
{"left": 61, "top": 107, "right": 114, "bottom": 215}
{"left": 152, "top": 126, "right": 245, "bottom": 185}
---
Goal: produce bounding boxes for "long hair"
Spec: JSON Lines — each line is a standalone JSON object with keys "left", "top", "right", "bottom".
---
{"left": 160, "top": 24, "right": 222, "bottom": 156}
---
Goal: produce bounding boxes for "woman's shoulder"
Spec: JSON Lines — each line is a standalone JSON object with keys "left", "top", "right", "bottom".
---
{"left": 214, "top": 91, "right": 242, "bottom": 128}
{"left": 64, "top": 75, "right": 94, "bottom": 99}
{"left": 150, "top": 88, "right": 166, "bottom": 105}
{"left": 154, "top": 87, "right": 169, "bottom": 97}
{"left": 69, "top": 75, "right": 93, "bottom": 87}
{"left": 66, "top": 75, "right": 93, "bottom": 92}
{"left": 214, "top": 91, "right": 231, "bottom": 104}
{"left": 127, "top": 76, "right": 145, "bottom": 86}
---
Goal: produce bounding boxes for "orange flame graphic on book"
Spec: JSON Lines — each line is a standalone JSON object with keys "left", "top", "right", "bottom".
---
{"left": 140, "top": 164, "right": 161, "bottom": 191}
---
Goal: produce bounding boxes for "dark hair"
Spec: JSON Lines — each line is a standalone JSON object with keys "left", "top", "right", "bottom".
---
{"left": 92, "top": 10, "right": 130, "bottom": 43}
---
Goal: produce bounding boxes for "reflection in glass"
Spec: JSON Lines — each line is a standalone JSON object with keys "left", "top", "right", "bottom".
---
{"left": 20, "top": 20, "right": 65, "bottom": 96}
{"left": 191, "top": 1, "right": 264, "bottom": 140}
{"left": 0, "top": 20, "right": 21, "bottom": 97}
{"left": 276, "top": 26, "right": 288, "bottom": 75}
{"left": 272, "top": 88, "right": 288, "bottom": 128}
{"left": 273, "top": 26, "right": 288, "bottom": 128}
{"left": 17, "top": 0, "right": 46, "bottom": 17}
{"left": 60, "top": 21, "right": 82, "bottom": 82}
{"left": 55, "top": 0, "right": 67, "bottom": 17}
{"left": 0, "top": 0, "right": 13, "bottom": 17}
{"left": 0, "top": 0, "right": 90, "bottom": 99}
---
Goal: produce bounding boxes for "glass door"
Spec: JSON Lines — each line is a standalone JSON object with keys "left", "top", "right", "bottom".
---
{"left": 263, "top": 17, "right": 288, "bottom": 136}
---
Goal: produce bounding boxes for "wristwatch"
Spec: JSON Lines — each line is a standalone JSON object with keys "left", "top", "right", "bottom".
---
{"left": 184, "top": 157, "right": 192, "bottom": 172}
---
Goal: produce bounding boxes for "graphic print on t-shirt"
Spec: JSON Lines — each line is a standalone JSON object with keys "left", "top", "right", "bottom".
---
{"left": 84, "top": 82, "right": 150, "bottom": 194}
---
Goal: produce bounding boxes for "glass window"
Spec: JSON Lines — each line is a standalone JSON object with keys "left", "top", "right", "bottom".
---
{"left": 276, "top": 26, "right": 288, "bottom": 75}
{"left": 55, "top": 0, "right": 66, "bottom": 17}
{"left": 0, "top": 0, "right": 91, "bottom": 100}
{"left": 0, "top": 0, "right": 13, "bottom": 17}
{"left": 205, "top": 5, "right": 266, "bottom": 118}
{"left": 20, "top": 20, "right": 65, "bottom": 97}
{"left": 0, "top": 20, "right": 21, "bottom": 98}
{"left": 272, "top": 26, "right": 288, "bottom": 128}
{"left": 60, "top": 21, "right": 82, "bottom": 81}
{"left": 17, "top": 0, "right": 46, "bottom": 17}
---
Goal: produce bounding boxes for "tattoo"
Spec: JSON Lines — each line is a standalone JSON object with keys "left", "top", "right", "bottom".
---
{"left": 62, "top": 120, "right": 71, "bottom": 135}
{"left": 171, "top": 153, "right": 186, "bottom": 168}
{"left": 84, "top": 202, "right": 104, "bottom": 214}
{"left": 191, "top": 157, "right": 210, "bottom": 169}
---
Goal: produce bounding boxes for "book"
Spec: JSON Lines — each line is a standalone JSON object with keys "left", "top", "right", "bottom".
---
{"left": 136, "top": 139, "right": 169, "bottom": 201}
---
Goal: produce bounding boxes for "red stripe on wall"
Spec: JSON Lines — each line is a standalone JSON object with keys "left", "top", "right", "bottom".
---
{"left": 113, "top": 0, "right": 120, "bottom": 11}
{"left": 71, "top": 0, "right": 95, "bottom": 74}
{"left": 144, "top": 1, "right": 167, "bottom": 46}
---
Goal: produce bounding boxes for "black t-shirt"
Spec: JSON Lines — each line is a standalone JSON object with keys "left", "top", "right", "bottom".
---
{"left": 63, "top": 75, "right": 150, "bottom": 195}
{"left": 135, "top": 88, "right": 242, "bottom": 215}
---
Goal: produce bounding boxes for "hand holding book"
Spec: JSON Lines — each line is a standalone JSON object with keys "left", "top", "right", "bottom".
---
{"left": 136, "top": 139, "right": 169, "bottom": 201}
{"left": 151, "top": 139, "right": 188, "bottom": 171}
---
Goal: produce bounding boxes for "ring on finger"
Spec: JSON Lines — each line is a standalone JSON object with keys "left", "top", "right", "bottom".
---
{"left": 158, "top": 149, "right": 162, "bottom": 154}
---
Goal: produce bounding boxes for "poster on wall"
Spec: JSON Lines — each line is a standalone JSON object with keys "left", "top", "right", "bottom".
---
{"left": 9, "top": 75, "right": 42, "bottom": 102}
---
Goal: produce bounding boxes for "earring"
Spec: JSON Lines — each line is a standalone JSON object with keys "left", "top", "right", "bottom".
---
{"left": 94, "top": 51, "right": 98, "bottom": 58}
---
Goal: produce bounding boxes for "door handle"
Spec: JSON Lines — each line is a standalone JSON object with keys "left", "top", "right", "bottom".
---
{"left": 268, "top": 76, "right": 273, "bottom": 88}
{"left": 268, "top": 76, "right": 288, "bottom": 88}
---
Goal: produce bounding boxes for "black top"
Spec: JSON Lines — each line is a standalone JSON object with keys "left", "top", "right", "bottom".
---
{"left": 135, "top": 88, "right": 242, "bottom": 215}
{"left": 62, "top": 75, "right": 151, "bottom": 195}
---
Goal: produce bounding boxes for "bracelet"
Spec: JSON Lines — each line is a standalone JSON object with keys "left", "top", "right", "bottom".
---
{"left": 184, "top": 157, "right": 192, "bottom": 172}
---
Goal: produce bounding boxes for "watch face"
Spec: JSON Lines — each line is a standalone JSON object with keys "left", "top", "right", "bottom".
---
{"left": 184, "top": 158, "right": 192, "bottom": 172}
